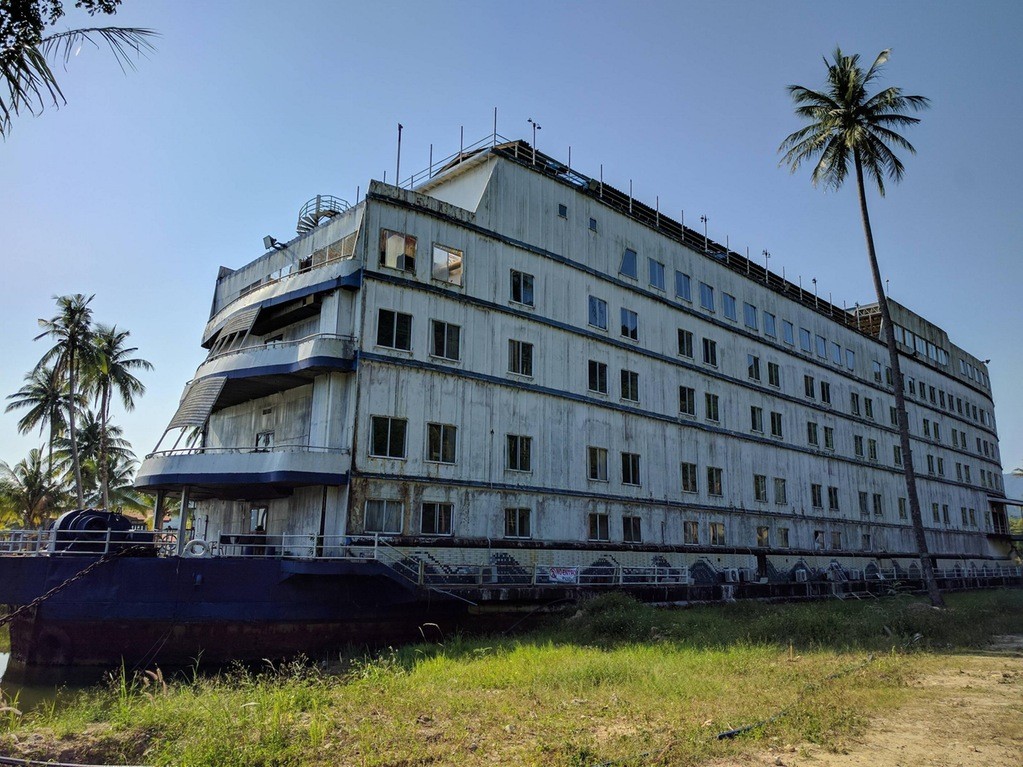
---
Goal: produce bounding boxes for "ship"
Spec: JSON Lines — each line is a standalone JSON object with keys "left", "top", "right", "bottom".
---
{"left": 2, "top": 134, "right": 1020, "bottom": 669}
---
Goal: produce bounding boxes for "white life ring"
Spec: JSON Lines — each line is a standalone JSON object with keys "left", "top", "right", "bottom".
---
{"left": 183, "top": 539, "right": 210, "bottom": 558}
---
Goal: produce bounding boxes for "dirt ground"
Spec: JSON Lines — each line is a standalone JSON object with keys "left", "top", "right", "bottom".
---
{"left": 718, "top": 635, "right": 1023, "bottom": 767}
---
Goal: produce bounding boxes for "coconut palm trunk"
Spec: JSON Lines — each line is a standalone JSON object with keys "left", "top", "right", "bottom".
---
{"left": 66, "top": 342, "right": 85, "bottom": 508}
{"left": 854, "top": 149, "right": 944, "bottom": 607}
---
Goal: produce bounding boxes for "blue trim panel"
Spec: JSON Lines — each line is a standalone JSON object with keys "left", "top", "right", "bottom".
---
{"left": 135, "top": 470, "right": 350, "bottom": 489}
{"left": 218, "top": 355, "right": 356, "bottom": 379}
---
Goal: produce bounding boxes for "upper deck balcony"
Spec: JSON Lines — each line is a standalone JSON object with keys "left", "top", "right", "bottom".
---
{"left": 195, "top": 333, "right": 357, "bottom": 382}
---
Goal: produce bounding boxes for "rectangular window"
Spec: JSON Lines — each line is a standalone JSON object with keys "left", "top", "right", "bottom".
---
{"left": 754, "top": 474, "right": 768, "bottom": 502}
{"left": 774, "top": 477, "right": 787, "bottom": 505}
{"left": 932, "top": 503, "right": 940, "bottom": 523}
{"left": 799, "top": 328, "right": 812, "bottom": 353}
{"left": 747, "top": 354, "right": 761, "bottom": 381}
{"left": 937, "top": 457, "right": 944, "bottom": 476}
{"left": 504, "top": 507, "right": 531, "bottom": 538}
{"left": 845, "top": 348, "right": 856, "bottom": 370}
{"left": 927, "top": 454, "right": 935, "bottom": 474}
{"left": 820, "top": 381, "right": 831, "bottom": 404}
{"left": 854, "top": 435, "right": 864, "bottom": 457}
{"left": 558, "top": 203, "right": 568, "bottom": 218}
{"left": 815, "top": 335, "right": 828, "bottom": 358}
{"left": 768, "top": 362, "right": 780, "bottom": 387}
{"left": 804, "top": 374, "right": 815, "bottom": 399}
{"left": 811, "top": 483, "right": 823, "bottom": 508}
{"left": 942, "top": 504, "right": 950, "bottom": 525}
{"left": 421, "top": 502, "right": 453, "bottom": 536}
{"left": 873, "top": 493, "right": 883, "bottom": 517}
{"left": 675, "top": 271, "right": 692, "bottom": 301}
{"left": 864, "top": 398, "right": 874, "bottom": 420}
{"left": 431, "top": 244, "right": 463, "bottom": 285}
{"left": 587, "top": 360, "right": 609, "bottom": 394}
{"left": 255, "top": 431, "right": 274, "bottom": 451}
{"left": 510, "top": 270, "right": 535, "bottom": 306}
{"left": 830, "top": 342, "right": 841, "bottom": 365}
{"left": 619, "top": 248, "right": 638, "bottom": 279}
{"left": 964, "top": 465, "right": 971, "bottom": 482}
{"left": 702, "top": 338, "right": 718, "bottom": 366}
{"left": 956, "top": 462, "right": 962, "bottom": 481}
{"left": 743, "top": 302, "right": 758, "bottom": 330}
{"left": 677, "top": 328, "right": 694, "bottom": 358}
{"left": 684, "top": 520, "right": 699, "bottom": 544}
{"left": 723, "top": 293, "right": 737, "bottom": 320}
{"left": 890, "top": 406, "right": 898, "bottom": 427}
{"left": 508, "top": 339, "right": 534, "bottom": 376}
{"left": 681, "top": 462, "right": 699, "bottom": 493}
{"left": 588, "top": 513, "right": 610, "bottom": 541}
{"left": 831, "top": 531, "right": 843, "bottom": 550}
{"left": 379, "top": 229, "right": 416, "bottom": 272}
{"left": 370, "top": 416, "right": 407, "bottom": 458}
{"left": 873, "top": 360, "right": 883, "bottom": 384}
{"left": 589, "top": 217, "right": 598, "bottom": 232}
{"left": 365, "top": 499, "right": 402, "bottom": 534}
{"left": 707, "top": 466, "right": 723, "bottom": 496}
{"left": 750, "top": 406, "right": 764, "bottom": 433}
{"left": 823, "top": 426, "right": 834, "bottom": 450}
{"left": 850, "top": 392, "right": 860, "bottom": 415}
{"left": 426, "top": 423, "right": 457, "bottom": 464}
{"left": 699, "top": 282, "right": 715, "bottom": 311}
{"left": 756, "top": 526, "right": 770, "bottom": 547}
{"left": 648, "top": 258, "right": 665, "bottom": 290}
{"left": 679, "top": 386, "right": 696, "bottom": 416}
{"left": 705, "top": 392, "right": 720, "bottom": 422}
{"left": 506, "top": 434, "right": 532, "bottom": 472}
{"left": 377, "top": 309, "right": 413, "bottom": 350}
{"left": 621, "top": 369, "right": 640, "bottom": 402}
{"left": 961, "top": 507, "right": 969, "bottom": 526}
{"left": 868, "top": 438, "right": 878, "bottom": 462}
{"left": 770, "top": 411, "right": 783, "bottom": 438}
{"left": 778, "top": 527, "right": 790, "bottom": 548}
{"left": 710, "top": 522, "right": 726, "bottom": 546}
{"left": 783, "top": 320, "right": 795, "bottom": 345}
{"left": 620, "top": 308, "right": 639, "bottom": 340}
{"left": 807, "top": 421, "right": 819, "bottom": 446}
{"left": 828, "top": 486, "right": 840, "bottom": 511}
{"left": 586, "top": 446, "right": 609, "bottom": 482}
{"left": 588, "top": 296, "right": 608, "bottom": 329}
{"left": 430, "top": 320, "right": 461, "bottom": 361}
{"left": 859, "top": 491, "right": 870, "bottom": 517}
{"left": 764, "top": 312, "right": 777, "bottom": 338}
{"left": 621, "top": 452, "right": 641, "bottom": 485}
{"left": 894, "top": 445, "right": 903, "bottom": 466}
{"left": 623, "top": 516, "right": 642, "bottom": 543}
{"left": 898, "top": 497, "right": 908, "bottom": 520}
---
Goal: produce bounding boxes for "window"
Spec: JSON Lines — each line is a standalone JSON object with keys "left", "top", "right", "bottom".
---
{"left": 820, "top": 381, "right": 831, "bottom": 404}
{"left": 894, "top": 445, "right": 903, "bottom": 466}
{"left": 823, "top": 426, "right": 834, "bottom": 450}
{"left": 681, "top": 462, "right": 698, "bottom": 493}
{"left": 764, "top": 312, "right": 777, "bottom": 338}
{"left": 699, "top": 282, "right": 715, "bottom": 311}
{"left": 863, "top": 398, "right": 874, "bottom": 420}
{"left": 255, "top": 431, "right": 274, "bottom": 451}
{"left": 942, "top": 504, "right": 950, "bottom": 525}
{"left": 710, "top": 522, "right": 726, "bottom": 546}
{"left": 675, "top": 271, "right": 692, "bottom": 301}
{"left": 926, "top": 454, "right": 935, "bottom": 474}
{"left": 850, "top": 392, "right": 860, "bottom": 415}
{"left": 370, "top": 416, "right": 407, "bottom": 458}
{"left": 931, "top": 503, "right": 940, "bottom": 523}
{"left": 743, "top": 302, "right": 758, "bottom": 330}
{"left": 811, "top": 483, "right": 823, "bottom": 508}
{"left": 510, "top": 270, "right": 534, "bottom": 306}
{"left": 937, "top": 457, "right": 944, "bottom": 476}
{"left": 365, "top": 499, "right": 402, "bottom": 533}
{"left": 956, "top": 462, "right": 962, "bottom": 481}
{"left": 431, "top": 244, "right": 463, "bottom": 285}
{"left": 723, "top": 293, "right": 737, "bottom": 320}
{"left": 619, "top": 248, "right": 638, "bottom": 279}
{"left": 873, "top": 493, "right": 883, "bottom": 517}
{"left": 768, "top": 362, "right": 780, "bottom": 387}
{"left": 873, "top": 360, "right": 883, "bottom": 383}
{"left": 770, "top": 411, "right": 783, "bottom": 438}
{"left": 588, "top": 513, "right": 610, "bottom": 541}
{"left": 859, "top": 491, "right": 869, "bottom": 517}
{"left": 421, "top": 502, "right": 453, "bottom": 536}
{"left": 506, "top": 434, "right": 532, "bottom": 471}
{"left": 677, "top": 328, "right": 694, "bottom": 358}
{"left": 508, "top": 339, "right": 534, "bottom": 376}
{"left": 804, "top": 374, "right": 815, "bottom": 398}
{"left": 623, "top": 516, "right": 642, "bottom": 543}
{"left": 964, "top": 465, "right": 971, "bottom": 482}
{"left": 705, "top": 393, "right": 720, "bottom": 422}
{"left": 828, "top": 486, "right": 840, "bottom": 511}
{"left": 815, "top": 335, "right": 827, "bottom": 358}
{"left": 754, "top": 474, "right": 768, "bottom": 502}
{"left": 430, "top": 320, "right": 461, "bottom": 361}
{"left": 747, "top": 354, "right": 761, "bottom": 381}
{"left": 683, "top": 520, "right": 699, "bottom": 544}
{"left": 868, "top": 438, "right": 878, "bottom": 462}
{"left": 426, "top": 423, "right": 457, "bottom": 464}
{"left": 620, "top": 308, "right": 639, "bottom": 340}
{"left": 707, "top": 466, "right": 723, "bottom": 496}
{"left": 799, "top": 328, "right": 812, "bottom": 353}
{"left": 588, "top": 296, "right": 608, "bottom": 329}
{"left": 679, "top": 386, "right": 696, "bottom": 417}
{"left": 621, "top": 369, "right": 640, "bottom": 402}
{"left": 702, "top": 338, "right": 718, "bottom": 366}
{"left": 961, "top": 507, "right": 968, "bottom": 526}
{"left": 774, "top": 477, "right": 787, "bottom": 505}
{"left": 750, "top": 406, "right": 764, "bottom": 433}
{"left": 587, "top": 446, "right": 608, "bottom": 481}
{"left": 588, "top": 360, "right": 608, "bottom": 394}
{"left": 778, "top": 527, "right": 790, "bottom": 548}
{"left": 890, "top": 406, "right": 898, "bottom": 427}
{"left": 377, "top": 309, "right": 412, "bottom": 350}
{"left": 648, "top": 258, "right": 665, "bottom": 290}
{"left": 557, "top": 203, "right": 568, "bottom": 218}
{"left": 756, "top": 526, "right": 770, "bottom": 547}
{"left": 621, "top": 452, "right": 641, "bottom": 485}
{"left": 589, "top": 217, "right": 598, "bottom": 232}
{"left": 854, "top": 435, "right": 864, "bottom": 457}
{"left": 830, "top": 342, "right": 841, "bottom": 365}
{"left": 898, "top": 497, "right": 908, "bottom": 520}
{"left": 249, "top": 506, "right": 268, "bottom": 531}
{"left": 783, "top": 320, "right": 795, "bottom": 345}
{"left": 379, "top": 229, "right": 416, "bottom": 272}
{"left": 504, "top": 507, "right": 531, "bottom": 538}
{"left": 807, "top": 421, "right": 819, "bottom": 446}
{"left": 845, "top": 348, "right": 856, "bottom": 370}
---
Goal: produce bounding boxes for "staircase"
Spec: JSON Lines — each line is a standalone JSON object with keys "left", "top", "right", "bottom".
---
{"left": 296, "top": 194, "right": 350, "bottom": 235}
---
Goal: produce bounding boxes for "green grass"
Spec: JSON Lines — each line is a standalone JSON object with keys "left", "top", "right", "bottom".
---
{"left": 1, "top": 589, "right": 1021, "bottom": 767}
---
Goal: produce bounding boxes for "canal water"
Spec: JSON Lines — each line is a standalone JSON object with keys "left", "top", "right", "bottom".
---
{"left": 0, "top": 651, "right": 101, "bottom": 711}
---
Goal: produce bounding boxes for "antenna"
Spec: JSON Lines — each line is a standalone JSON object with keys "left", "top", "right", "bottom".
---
{"left": 762, "top": 250, "right": 770, "bottom": 283}
{"left": 700, "top": 215, "right": 709, "bottom": 252}
{"left": 395, "top": 123, "right": 403, "bottom": 188}
{"left": 527, "top": 118, "right": 541, "bottom": 164}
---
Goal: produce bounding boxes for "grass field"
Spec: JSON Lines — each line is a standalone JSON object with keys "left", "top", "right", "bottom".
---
{"left": 1, "top": 589, "right": 1021, "bottom": 767}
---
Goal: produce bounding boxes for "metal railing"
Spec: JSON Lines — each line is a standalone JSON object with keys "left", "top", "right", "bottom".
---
{"left": 144, "top": 444, "right": 350, "bottom": 460}
{"left": 0, "top": 529, "right": 178, "bottom": 557}
{"left": 400, "top": 133, "right": 513, "bottom": 191}
{"left": 204, "top": 333, "right": 356, "bottom": 364}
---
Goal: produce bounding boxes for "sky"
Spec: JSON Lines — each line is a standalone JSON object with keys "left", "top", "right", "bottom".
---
{"left": 1, "top": 0, "right": 1021, "bottom": 477}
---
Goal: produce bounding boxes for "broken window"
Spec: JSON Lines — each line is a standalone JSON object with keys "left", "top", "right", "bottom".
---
{"left": 683, "top": 520, "right": 699, "bottom": 544}
{"left": 379, "top": 229, "right": 416, "bottom": 272}
{"left": 619, "top": 248, "right": 638, "bottom": 279}
{"left": 707, "top": 466, "right": 723, "bottom": 496}
{"left": 431, "top": 244, "right": 463, "bottom": 286}
{"left": 710, "top": 522, "right": 726, "bottom": 546}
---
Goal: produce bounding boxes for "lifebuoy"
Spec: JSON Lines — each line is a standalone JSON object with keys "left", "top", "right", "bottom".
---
{"left": 183, "top": 539, "right": 210, "bottom": 558}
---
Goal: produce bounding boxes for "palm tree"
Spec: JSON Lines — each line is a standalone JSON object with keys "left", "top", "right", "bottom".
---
{"left": 0, "top": 448, "right": 68, "bottom": 529}
{"left": 87, "top": 324, "right": 152, "bottom": 509}
{"left": 779, "top": 48, "right": 943, "bottom": 607}
{"left": 52, "top": 408, "right": 135, "bottom": 502}
{"left": 1, "top": 1, "right": 156, "bottom": 137}
{"left": 4, "top": 365, "right": 80, "bottom": 478}
{"left": 35, "top": 293, "right": 96, "bottom": 508}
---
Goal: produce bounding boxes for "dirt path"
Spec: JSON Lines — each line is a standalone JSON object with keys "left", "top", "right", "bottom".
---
{"left": 741, "top": 636, "right": 1023, "bottom": 767}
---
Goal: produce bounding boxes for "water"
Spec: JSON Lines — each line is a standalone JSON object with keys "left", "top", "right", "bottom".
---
{"left": 0, "top": 651, "right": 101, "bottom": 712}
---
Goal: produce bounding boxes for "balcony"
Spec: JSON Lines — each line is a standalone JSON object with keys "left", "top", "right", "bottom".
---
{"left": 196, "top": 333, "right": 356, "bottom": 380}
{"left": 135, "top": 444, "right": 351, "bottom": 499}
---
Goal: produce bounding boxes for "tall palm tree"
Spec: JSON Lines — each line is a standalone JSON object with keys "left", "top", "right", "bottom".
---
{"left": 779, "top": 48, "right": 943, "bottom": 607}
{"left": 4, "top": 365, "right": 80, "bottom": 478}
{"left": 52, "top": 408, "right": 135, "bottom": 502}
{"left": 87, "top": 324, "right": 151, "bottom": 509}
{"left": 0, "top": 448, "right": 68, "bottom": 529}
{"left": 35, "top": 293, "right": 96, "bottom": 508}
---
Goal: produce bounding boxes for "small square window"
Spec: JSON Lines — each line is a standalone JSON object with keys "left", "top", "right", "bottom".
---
{"left": 379, "top": 229, "right": 416, "bottom": 273}
{"left": 421, "top": 502, "right": 452, "bottom": 536}
{"left": 377, "top": 309, "right": 413, "bottom": 351}
{"left": 508, "top": 339, "right": 534, "bottom": 376}
{"left": 510, "top": 270, "right": 535, "bottom": 307}
{"left": 370, "top": 416, "right": 407, "bottom": 458}
{"left": 589, "top": 217, "right": 598, "bottom": 232}
{"left": 558, "top": 203, "right": 568, "bottom": 218}
{"left": 431, "top": 244, "right": 463, "bottom": 286}
{"left": 504, "top": 507, "right": 531, "bottom": 538}
{"left": 430, "top": 320, "right": 461, "bottom": 361}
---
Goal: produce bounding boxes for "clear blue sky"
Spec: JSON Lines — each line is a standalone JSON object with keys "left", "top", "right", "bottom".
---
{"left": 2, "top": 0, "right": 1021, "bottom": 475}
